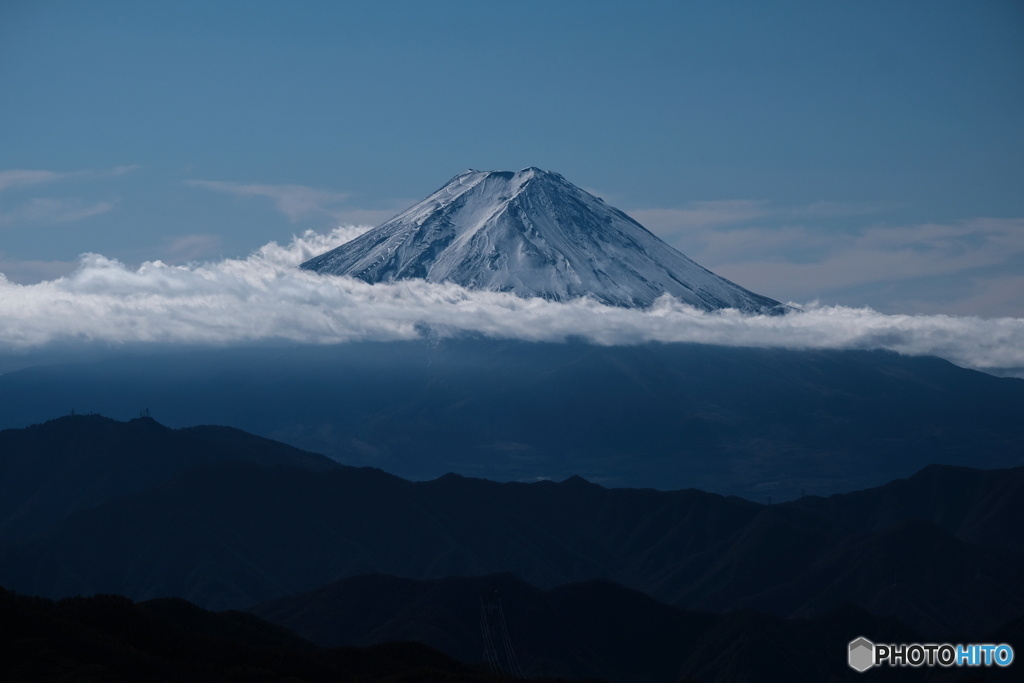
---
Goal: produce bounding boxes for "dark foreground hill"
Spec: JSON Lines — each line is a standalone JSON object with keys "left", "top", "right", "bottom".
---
{"left": 252, "top": 572, "right": 1022, "bottom": 683}
{"left": 250, "top": 573, "right": 909, "bottom": 683}
{"left": 6, "top": 582, "right": 1008, "bottom": 683}
{"left": 1, "top": 340, "right": 1022, "bottom": 499}
{"left": 3, "top": 419, "right": 1023, "bottom": 637}
{"left": 0, "top": 414, "right": 338, "bottom": 539}
{"left": 0, "top": 586, "right": 506, "bottom": 683}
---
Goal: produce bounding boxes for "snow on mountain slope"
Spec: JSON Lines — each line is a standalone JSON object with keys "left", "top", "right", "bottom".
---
{"left": 302, "top": 168, "right": 784, "bottom": 312}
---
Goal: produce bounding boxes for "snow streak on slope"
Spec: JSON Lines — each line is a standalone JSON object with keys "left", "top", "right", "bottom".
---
{"left": 302, "top": 168, "right": 784, "bottom": 313}
{"left": 1, "top": 228, "right": 1023, "bottom": 373}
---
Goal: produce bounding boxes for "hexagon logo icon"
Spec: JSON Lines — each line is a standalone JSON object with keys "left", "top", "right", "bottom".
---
{"left": 849, "top": 637, "right": 874, "bottom": 672}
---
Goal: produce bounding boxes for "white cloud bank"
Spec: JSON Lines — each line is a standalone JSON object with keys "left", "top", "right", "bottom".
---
{"left": 0, "top": 227, "right": 1022, "bottom": 372}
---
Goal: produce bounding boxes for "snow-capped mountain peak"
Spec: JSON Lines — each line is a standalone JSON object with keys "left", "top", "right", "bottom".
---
{"left": 302, "top": 168, "right": 783, "bottom": 313}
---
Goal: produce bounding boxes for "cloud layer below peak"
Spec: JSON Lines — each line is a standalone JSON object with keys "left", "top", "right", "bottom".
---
{"left": 1, "top": 228, "right": 1021, "bottom": 373}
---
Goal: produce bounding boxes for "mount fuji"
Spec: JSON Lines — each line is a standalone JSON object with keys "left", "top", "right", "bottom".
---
{"left": 302, "top": 168, "right": 783, "bottom": 312}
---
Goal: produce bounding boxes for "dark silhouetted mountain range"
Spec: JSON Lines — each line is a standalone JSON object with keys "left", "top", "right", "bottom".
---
{"left": 1, "top": 414, "right": 1022, "bottom": 642}
{"left": 0, "top": 413, "right": 338, "bottom": 539}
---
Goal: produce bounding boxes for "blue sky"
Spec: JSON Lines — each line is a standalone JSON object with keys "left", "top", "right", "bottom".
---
{"left": 1, "top": 0, "right": 1023, "bottom": 316}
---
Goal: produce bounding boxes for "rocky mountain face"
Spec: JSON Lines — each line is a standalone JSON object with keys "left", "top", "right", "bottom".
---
{"left": 302, "top": 168, "right": 783, "bottom": 312}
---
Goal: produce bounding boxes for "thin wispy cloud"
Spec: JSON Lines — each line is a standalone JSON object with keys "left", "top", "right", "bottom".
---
{"left": 628, "top": 200, "right": 1024, "bottom": 317}
{"left": 630, "top": 200, "right": 883, "bottom": 235}
{"left": 0, "top": 166, "right": 138, "bottom": 193}
{"left": 186, "top": 179, "right": 404, "bottom": 226}
{"left": 0, "top": 170, "right": 66, "bottom": 192}
{"left": 696, "top": 217, "right": 1024, "bottom": 317}
{"left": 631, "top": 201, "right": 773, "bottom": 231}
{"left": 186, "top": 180, "right": 349, "bottom": 222}
{"left": 0, "top": 198, "right": 116, "bottom": 226}
{"left": 0, "top": 166, "right": 137, "bottom": 229}
{"left": 160, "top": 234, "right": 224, "bottom": 262}
{"left": 712, "top": 218, "right": 1024, "bottom": 288}
{"left": 0, "top": 229, "right": 1020, "bottom": 373}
